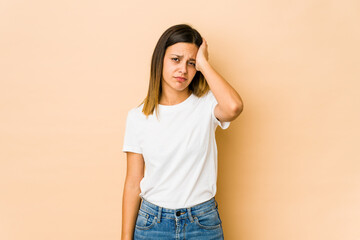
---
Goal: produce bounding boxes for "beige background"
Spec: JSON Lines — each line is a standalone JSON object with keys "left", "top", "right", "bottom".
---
{"left": 1, "top": 0, "right": 359, "bottom": 239}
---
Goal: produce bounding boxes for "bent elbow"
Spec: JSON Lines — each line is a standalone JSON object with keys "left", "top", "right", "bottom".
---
{"left": 232, "top": 103, "right": 244, "bottom": 117}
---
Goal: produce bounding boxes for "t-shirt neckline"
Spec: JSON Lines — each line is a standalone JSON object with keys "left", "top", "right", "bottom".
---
{"left": 158, "top": 92, "right": 195, "bottom": 110}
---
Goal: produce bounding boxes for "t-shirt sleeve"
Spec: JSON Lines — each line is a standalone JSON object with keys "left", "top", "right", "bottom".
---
{"left": 122, "top": 109, "right": 142, "bottom": 154}
{"left": 207, "top": 90, "right": 231, "bottom": 130}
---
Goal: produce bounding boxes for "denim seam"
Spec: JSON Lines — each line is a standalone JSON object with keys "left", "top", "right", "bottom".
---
{"left": 138, "top": 210, "right": 148, "bottom": 219}
{"left": 192, "top": 205, "right": 216, "bottom": 217}
{"left": 140, "top": 205, "right": 216, "bottom": 216}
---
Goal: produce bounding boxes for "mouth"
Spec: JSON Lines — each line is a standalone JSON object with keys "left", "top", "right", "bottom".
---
{"left": 175, "top": 77, "right": 187, "bottom": 82}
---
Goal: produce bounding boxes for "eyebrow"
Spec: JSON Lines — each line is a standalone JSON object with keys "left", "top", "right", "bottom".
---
{"left": 170, "top": 54, "right": 196, "bottom": 61}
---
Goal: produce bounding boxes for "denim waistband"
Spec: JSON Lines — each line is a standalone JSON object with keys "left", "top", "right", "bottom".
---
{"left": 139, "top": 196, "right": 219, "bottom": 223}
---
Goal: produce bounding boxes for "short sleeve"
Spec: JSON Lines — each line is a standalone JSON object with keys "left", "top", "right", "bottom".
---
{"left": 122, "top": 109, "right": 142, "bottom": 154}
{"left": 207, "top": 90, "right": 231, "bottom": 130}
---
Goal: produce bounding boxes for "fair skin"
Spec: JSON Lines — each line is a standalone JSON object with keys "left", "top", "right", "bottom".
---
{"left": 121, "top": 38, "right": 243, "bottom": 240}
{"left": 196, "top": 38, "right": 243, "bottom": 122}
{"left": 121, "top": 152, "right": 144, "bottom": 240}
{"left": 159, "top": 42, "right": 198, "bottom": 105}
{"left": 160, "top": 39, "right": 243, "bottom": 121}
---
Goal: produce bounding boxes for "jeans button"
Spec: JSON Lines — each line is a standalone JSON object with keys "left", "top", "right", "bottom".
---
{"left": 176, "top": 211, "right": 181, "bottom": 216}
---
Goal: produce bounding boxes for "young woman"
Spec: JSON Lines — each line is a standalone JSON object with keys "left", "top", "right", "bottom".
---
{"left": 121, "top": 23, "right": 243, "bottom": 240}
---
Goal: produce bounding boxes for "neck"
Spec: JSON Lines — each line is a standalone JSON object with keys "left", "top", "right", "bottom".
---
{"left": 159, "top": 89, "right": 191, "bottom": 105}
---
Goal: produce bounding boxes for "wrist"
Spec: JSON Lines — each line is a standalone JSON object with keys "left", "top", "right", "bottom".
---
{"left": 197, "top": 60, "right": 210, "bottom": 73}
{"left": 121, "top": 237, "right": 132, "bottom": 240}
{"left": 121, "top": 233, "right": 133, "bottom": 240}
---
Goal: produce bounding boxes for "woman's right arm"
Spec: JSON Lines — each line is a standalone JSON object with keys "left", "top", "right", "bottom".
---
{"left": 121, "top": 152, "right": 145, "bottom": 240}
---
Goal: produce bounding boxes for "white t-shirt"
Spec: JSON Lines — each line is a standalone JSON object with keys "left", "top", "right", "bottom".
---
{"left": 122, "top": 90, "right": 230, "bottom": 209}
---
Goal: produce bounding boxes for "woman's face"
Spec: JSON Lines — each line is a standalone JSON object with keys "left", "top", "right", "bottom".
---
{"left": 162, "top": 42, "right": 198, "bottom": 93}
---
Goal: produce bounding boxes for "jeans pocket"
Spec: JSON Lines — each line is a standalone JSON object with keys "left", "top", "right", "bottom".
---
{"left": 135, "top": 209, "right": 157, "bottom": 230}
{"left": 194, "top": 208, "right": 222, "bottom": 230}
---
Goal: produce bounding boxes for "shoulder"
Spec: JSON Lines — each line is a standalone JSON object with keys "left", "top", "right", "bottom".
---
{"left": 196, "top": 89, "right": 215, "bottom": 103}
{"left": 127, "top": 103, "right": 145, "bottom": 120}
{"left": 205, "top": 89, "right": 215, "bottom": 100}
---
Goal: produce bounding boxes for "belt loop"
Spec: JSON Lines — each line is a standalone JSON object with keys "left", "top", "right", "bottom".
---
{"left": 215, "top": 198, "right": 218, "bottom": 208}
{"left": 157, "top": 206, "right": 162, "bottom": 223}
{"left": 187, "top": 207, "right": 194, "bottom": 223}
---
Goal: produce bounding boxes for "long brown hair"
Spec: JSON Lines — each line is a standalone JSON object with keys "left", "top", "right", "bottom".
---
{"left": 138, "top": 23, "right": 210, "bottom": 120}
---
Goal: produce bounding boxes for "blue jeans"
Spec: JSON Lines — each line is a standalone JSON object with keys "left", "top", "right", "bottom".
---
{"left": 134, "top": 196, "right": 224, "bottom": 239}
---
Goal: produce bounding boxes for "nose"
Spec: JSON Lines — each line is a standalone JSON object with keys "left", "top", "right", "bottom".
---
{"left": 179, "top": 61, "right": 187, "bottom": 74}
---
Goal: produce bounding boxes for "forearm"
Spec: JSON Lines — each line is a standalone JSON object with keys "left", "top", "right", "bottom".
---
{"left": 121, "top": 180, "right": 142, "bottom": 240}
{"left": 200, "top": 60, "right": 243, "bottom": 114}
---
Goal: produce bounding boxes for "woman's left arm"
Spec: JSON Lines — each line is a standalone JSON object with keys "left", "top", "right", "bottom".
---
{"left": 196, "top": 38, "right": 244, "bottom": 122}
